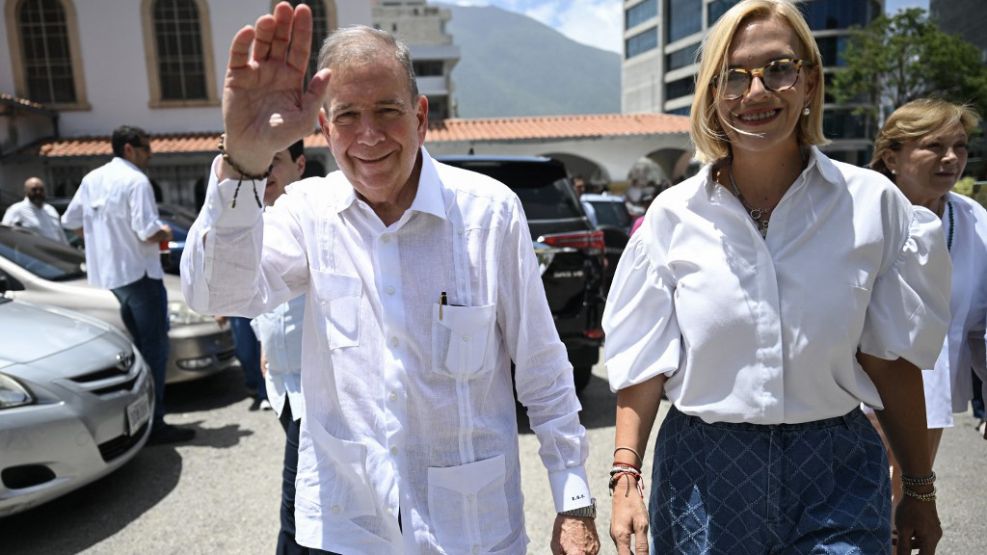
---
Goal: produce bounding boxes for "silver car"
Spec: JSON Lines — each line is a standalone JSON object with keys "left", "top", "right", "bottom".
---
{"left": 0, "top": 298, "right": 153, "bottom": 517}
{"left": 0, "top": 225, "right": 237, "bottom": 383}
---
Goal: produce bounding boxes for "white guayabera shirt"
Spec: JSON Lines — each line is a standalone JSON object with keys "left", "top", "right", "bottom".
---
{"left": 604, "top": 148, "right": 951, "bottom": 424}
{"left": 61, "top": 158, "right": 165, "bottom": 290}
{"left": 2, "top": 199, "right": 69, "bottom": 245}
{"left": 182, "top": 148, "right": 591, "bottom": 554}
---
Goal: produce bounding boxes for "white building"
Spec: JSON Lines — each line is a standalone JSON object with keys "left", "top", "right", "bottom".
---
{"left": 372, "top": 0, "right": 459, "bottom": 122}
{"left": 0, "top": 0, "right": 371, "bottom": 207}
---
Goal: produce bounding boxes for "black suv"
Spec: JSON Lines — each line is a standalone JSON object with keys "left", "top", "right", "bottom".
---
{"left": 437, "top": 155, "right": 606, "bottom": 392}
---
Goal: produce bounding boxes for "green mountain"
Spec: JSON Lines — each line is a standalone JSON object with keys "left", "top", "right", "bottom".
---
{"left": 441, "top": 3, "right": 621, "bottom": 118}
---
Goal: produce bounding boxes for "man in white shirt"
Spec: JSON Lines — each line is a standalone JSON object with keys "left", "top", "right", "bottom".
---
{"left": 181, "top": 5, "right": 599, "bottom": 554}
{"left": 63, "top": 125, "right": 194, "bottom": 446}
{"left": 248, "top": 139, "right": 310, "bottom": 553}
{"left": 2, "top": 177, "right": 69, "bottom": 245}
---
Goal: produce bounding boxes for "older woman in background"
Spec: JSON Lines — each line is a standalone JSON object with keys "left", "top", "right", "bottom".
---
{"left": 604, "top": 1, "right": 951, "bottom": 554}
{"left": 870, "top": 98, "right": 985, "bottom": 505}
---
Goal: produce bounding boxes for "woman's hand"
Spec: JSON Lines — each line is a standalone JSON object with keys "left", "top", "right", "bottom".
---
{"left": 610, "top": 474, "right": 649, "bottom": 555}
{"left": 222, "top": 2, "right": 330, "bottom": 176}
{"left": 895, "top": 494, "right": 942, "bottom": 554}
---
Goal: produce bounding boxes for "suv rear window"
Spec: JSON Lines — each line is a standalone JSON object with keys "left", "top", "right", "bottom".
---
{"left": 443, "top": 160, "right": 583, "bottom": 220}
{"left": 586, "top": 200, "right": 632, "bottom": 229}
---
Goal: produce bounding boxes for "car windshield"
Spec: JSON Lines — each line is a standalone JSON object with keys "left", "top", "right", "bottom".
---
{"left": 587, "top": 200, "right": 632, "bottom": 229}
{"left": 443, "top": 161, "right": 583, "bottom": 220}
{"left": 0, "top": 226, "right": 86, "bottom": 281}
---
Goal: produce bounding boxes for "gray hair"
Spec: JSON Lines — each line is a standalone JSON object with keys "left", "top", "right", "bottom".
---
{"left": 317, "top": 25, "right": 419, "bottom": 100}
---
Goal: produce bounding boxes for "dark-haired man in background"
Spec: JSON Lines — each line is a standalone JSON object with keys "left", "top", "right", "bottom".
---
{"left": 63, "top": 125, "right": 195, "bottom": 445}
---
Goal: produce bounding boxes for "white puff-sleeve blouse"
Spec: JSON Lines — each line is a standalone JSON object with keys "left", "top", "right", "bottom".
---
{"left": 603, "top": 148, "right": 951, "bottom": 424}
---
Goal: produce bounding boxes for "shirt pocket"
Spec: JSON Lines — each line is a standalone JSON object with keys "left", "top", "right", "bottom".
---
{"left": 427, "top": 454, "right": 513, "bottom": 553}
{"left": 431, "top": 303, "right": 496, "bottom": 379}
{"left": 311, "top": 269, "right": 362, "bottom": 350}
{"left": 298, "top": 417, "right": 377, "bottom": 520}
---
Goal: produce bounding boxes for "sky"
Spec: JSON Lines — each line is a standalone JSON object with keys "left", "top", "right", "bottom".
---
{"left": 453, "top": 0, "right": 932, "bottom": 55}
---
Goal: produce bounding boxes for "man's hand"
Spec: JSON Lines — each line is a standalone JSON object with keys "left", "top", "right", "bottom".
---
{"left": 551, "top": 515, "right": 600, "bottom": 555}
{"left": 610, "top": 474, "right": 649, "bottom": 555}
{"left": 222, "top": 2, "right": 330, "bottom": 176}
{"left": 895, "top": 495, "right": 942, "bottom": 555}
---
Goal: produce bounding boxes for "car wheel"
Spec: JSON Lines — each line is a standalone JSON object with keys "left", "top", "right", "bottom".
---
{"left": 573, "top": 365, "right": 592, "bottom": 393}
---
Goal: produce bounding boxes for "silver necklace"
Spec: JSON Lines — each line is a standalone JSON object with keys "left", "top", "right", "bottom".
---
{"left": 728, "top": 167, "right": 773, "bottom": 236}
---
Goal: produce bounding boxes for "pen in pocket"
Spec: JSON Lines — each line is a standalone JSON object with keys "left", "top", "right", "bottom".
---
{"left": 439, "top": 291, "right": 447, "bottom": 320}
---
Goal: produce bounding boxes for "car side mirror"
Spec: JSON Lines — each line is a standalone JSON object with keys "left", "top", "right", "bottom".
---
{"left": 0, "top": 271, "right": 25, "bottom": 293}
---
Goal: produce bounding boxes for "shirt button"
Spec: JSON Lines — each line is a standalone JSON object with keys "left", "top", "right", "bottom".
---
{"left": 380, "top": 234, "right": 391, "bottom": 243}
{"left": 331, "top": 505, "right": 341, "bottom": 514}
{"left": 389, "top": 392, "right": 398, "bottom": 402}
{"left": 471, "top": 545, "right": 479, "bottom": 554}
{"left": 384, "top": 285, "right": 395, "bottom": 295}
{"left": 389, "top": 337, "right": 399, "bottom": 348}
{"left": 462, "top": 335, "right": 469, "bottom": 342}
{"left": 390, "top": 446, "right": 398, "bottom": 455}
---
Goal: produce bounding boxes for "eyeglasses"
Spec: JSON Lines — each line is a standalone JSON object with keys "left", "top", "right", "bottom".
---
{"left": 712, "top": 58, "right": 806, "bottom": 100}
{"left": 132, "top": 142, "right": 151, "bottom": 152}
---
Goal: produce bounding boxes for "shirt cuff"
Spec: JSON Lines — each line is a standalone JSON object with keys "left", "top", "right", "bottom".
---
{"left": 207, "top": 154, "right": 266, "bottom": 229}
{"left": 548, "top": 466, "right": 593, "bottom": 513}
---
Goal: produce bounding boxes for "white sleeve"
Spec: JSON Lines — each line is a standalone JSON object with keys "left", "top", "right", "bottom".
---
{"left": 603, "top": 216, "right": 681, "bottom": 391}
{"left": 859, "top": 206, "right": 951, "bottom": 369}
{"left": 180, "top": 155, "right": 308, "bottom": 318}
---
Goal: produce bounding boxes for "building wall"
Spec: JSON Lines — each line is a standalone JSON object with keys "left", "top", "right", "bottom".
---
{"left": 373, "top": 0, "right": 459, "bottom": 120}
{"left": 0, "top": 0, "right": 372, "bottom": 138}
{"left": 930, "top": 0, "right": 987, "bottom": 60}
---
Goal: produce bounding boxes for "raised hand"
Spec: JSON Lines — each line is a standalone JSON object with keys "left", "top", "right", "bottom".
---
{"left": 222, "top": 2, "right": 330, "bottom": 176}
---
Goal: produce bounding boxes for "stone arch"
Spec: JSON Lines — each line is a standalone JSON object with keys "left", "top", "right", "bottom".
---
{"left": 539, "top": 152, "right": 611, "bottom": 185}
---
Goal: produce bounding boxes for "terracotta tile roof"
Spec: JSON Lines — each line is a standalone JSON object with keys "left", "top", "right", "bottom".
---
{"left": 425, "top": 113, "right": 691, "bottom": 142}
{"left": 39, "top": 132, "right": 329, "bottom": 158}
{"left": 36, "top": 113, "right": 689, "bottom": 158}
{"left": 0, "top": 92, "right": 55, "bottom": 114}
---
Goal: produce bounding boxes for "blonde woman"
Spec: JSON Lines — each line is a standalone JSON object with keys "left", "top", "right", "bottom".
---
{"left": 604, "top": 1, "right": 950, "bottom": 554}
{"left": 870, "top": 98, "right": 985, "bottom": 504}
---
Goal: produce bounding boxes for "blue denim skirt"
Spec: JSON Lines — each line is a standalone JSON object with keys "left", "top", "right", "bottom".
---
{"left": 650, "top": 406, "right": 891, "bottom": 555}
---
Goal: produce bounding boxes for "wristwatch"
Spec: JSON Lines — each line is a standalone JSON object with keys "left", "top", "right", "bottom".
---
{"left": 558, "top": 498, "right": 596, "bottom": 519}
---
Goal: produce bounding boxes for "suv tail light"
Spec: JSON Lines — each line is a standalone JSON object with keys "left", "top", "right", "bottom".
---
{"left": 539, "top": 230, "right": 605, "bottom": 251}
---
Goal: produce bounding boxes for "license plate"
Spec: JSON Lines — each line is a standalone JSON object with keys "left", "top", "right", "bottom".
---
{"left": 127, "top": 396, "right": 150, "bottom": 436}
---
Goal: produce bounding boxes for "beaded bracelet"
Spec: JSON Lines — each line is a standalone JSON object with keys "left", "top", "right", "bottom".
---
{"left": 902, "top": 486, "right": 937, "bottom": 503}
{"left": 900, "top": 471, "right": 936, "bottom": 487}
{"left": 609, "top": 466, "right": 645, "bottom": 498}
{"left": 218, "top": 134, "right": 267, "bottom": 208}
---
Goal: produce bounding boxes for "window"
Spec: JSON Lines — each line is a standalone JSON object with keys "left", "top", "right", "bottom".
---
{"left": 625, "top": 26, "right": 658, "bottom": 59}
{"left": 5, "top": 0, "right": 88, "bottom": 108}
{"left": 666, "top": 0, "right": 702, "bottom": 43}
{"left": 707, "top": 0, "right": 740, "bottom": 25}
{"left": 413, "top": 60, "right": 444, "bottom": 77}
{"left": 666, "top": 106, "right": 691, "bottom": 116}
{"left": 823, "top": 109, "right": 872, "bottom": 140}
{"left": 815, "top": 35, "right": 849, "bottom": 67}
{"left": 153, "top": 0, "right": 207, "bottom": 100}
{"left": 625, "top": 0, "right": 657, "bottom": 30}
{"left": 798, "top": 0, "right": 879, "bottom": 31}
{"left": 283, "top": 1, "right": 337, "bottom": 80}
{"left": 141, "top": 0, "right": 218, "bottom": 106}
{"left": 665, "top": 75, "right": 695, "bottom": 100}
{"left": 665, "top": 42, "right": 699, "bottom": 71}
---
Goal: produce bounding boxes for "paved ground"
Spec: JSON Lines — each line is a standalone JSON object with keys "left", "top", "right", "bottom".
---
{"left": 2, "top": 360, "right": 985, "bottom": 554}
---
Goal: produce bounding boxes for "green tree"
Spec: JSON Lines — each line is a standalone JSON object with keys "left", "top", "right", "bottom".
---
{"left": 831, "top": 8, "right": 987, "bottom": 118}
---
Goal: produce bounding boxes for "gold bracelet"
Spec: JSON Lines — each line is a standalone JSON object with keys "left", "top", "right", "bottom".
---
{"left": 613, "top": 446, "right": 642, "bottom": 464}
{"left": 902, "top": 486, "right": 937, "bottom": 503}
{"left": 900, "top": 471, "right": 936, "bottom": 487}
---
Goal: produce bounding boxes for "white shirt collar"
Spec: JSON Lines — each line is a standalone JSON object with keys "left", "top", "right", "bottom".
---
{"left": 330, "top": 147, "right": 448, "bottom": 222}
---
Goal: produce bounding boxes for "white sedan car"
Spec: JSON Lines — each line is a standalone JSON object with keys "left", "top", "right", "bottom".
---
{"left": 0, "top": 298, "right": 153, "bottom": 517}
{"left": 0, "top": 225, "right": 237, "bottom": 383}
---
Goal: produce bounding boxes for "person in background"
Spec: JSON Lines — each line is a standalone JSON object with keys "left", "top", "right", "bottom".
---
{"left": 228, "top": 315, "right": 269, "bottom": 411}
{"left": 604, "top": 1, "right": 948, "bottom": 554}
{"left": 3, "top": 177, "right": 69, "bottom": 245}
{"left": 572, "top": 175, "right": 588, "bottom": 197}
{"left": 869, "top": 99, "right": 987, "bottom": 505}
{"left": 249, "top": 139, "right": 310, "bottom": 553}
{"left": 181, "top": 5, "right": 599, "bottom": 554}
{"left": 62, "top": 125, "right": 195, "bottom": 445}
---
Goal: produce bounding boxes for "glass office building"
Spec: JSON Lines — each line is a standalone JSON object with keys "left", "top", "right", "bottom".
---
{"left": 622, "top": 0, "right": 883, "bottom": 165}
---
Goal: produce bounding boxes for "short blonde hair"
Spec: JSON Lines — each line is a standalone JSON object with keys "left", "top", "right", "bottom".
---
{"left": 870, "top": 98, "right": 981, "bottom": 179}
{"left": 690, "top": 0, "right": 826, "bottom": 163}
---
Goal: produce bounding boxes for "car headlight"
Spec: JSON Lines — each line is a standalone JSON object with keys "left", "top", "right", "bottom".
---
{"left": 0, "top": 373, "right": 34, "bottom": 409}
{"left": 168, "top": 301, "right": 212, "bottom": 325}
